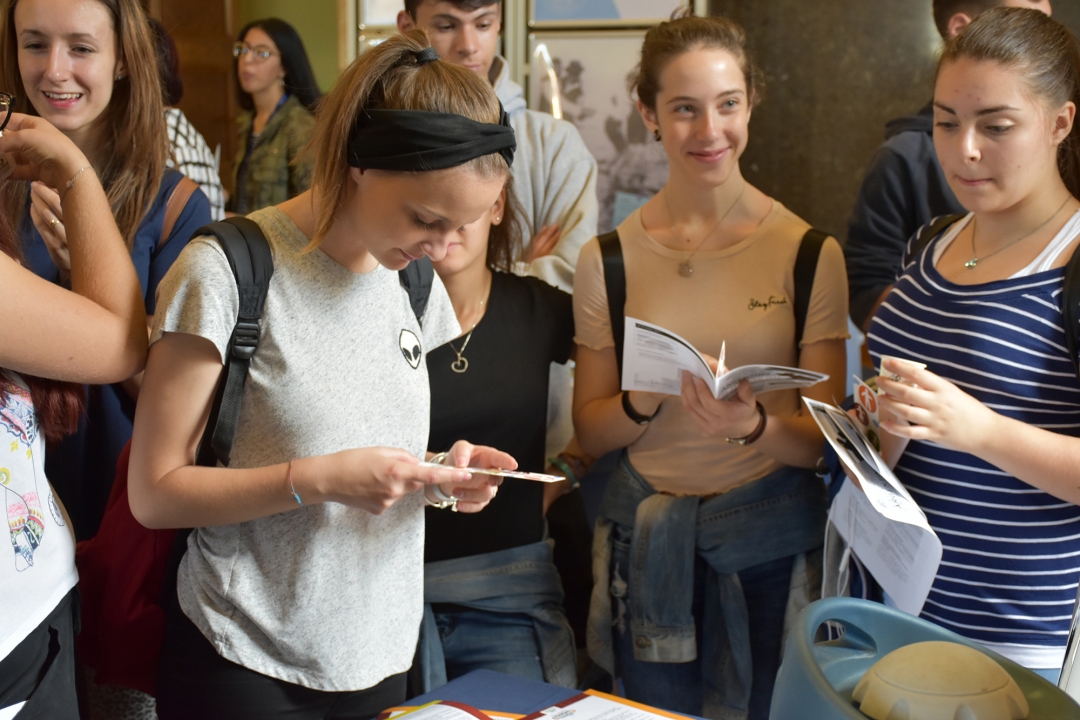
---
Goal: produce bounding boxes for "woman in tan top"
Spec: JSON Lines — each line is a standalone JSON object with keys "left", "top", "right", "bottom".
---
{"left": 573, "top": 15, "right": 848, "bottom": 720}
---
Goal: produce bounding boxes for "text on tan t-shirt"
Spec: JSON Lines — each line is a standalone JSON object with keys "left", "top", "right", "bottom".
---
{"left": 574, "top": 202, "right": 849, "bottom": 495}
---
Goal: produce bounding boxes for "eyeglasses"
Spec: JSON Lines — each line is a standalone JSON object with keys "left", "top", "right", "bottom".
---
{"left": 233, "top": 42, "right": 278, "bottom": 62}
{"left": 0, "top": 92, "right": 14, "bottom": 135}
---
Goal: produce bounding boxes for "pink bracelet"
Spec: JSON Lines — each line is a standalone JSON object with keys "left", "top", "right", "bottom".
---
{"left": 287, "top": 458, "right": 304, "bottom": 506}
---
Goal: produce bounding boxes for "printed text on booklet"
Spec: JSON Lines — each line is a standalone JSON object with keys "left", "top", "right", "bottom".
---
{"left": 620, "top": 317, "right": 828, "bottom": 399}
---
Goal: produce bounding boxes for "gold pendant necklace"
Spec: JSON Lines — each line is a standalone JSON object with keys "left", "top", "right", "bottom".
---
{"left": 449, "top": 329, "right": 475, "bottom": 374}
{"left": 448, "top": 275, "right": 491, "bottom": 374}
{"left": 666, "top": 181, "right": 746, "bottom": 278}
{"left": 966, "top": 195, "right": 1071, "bottom": 269}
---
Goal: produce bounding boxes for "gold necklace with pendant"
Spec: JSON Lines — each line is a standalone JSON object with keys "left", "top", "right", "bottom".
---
{"left": 448, "top": 275, "right": 491, "bottom": 374}
{"left": 665, "top": 181, "right": 746, "bottom": 278}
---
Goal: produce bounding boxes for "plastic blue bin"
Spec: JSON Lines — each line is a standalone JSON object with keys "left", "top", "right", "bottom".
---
{"left": 770, "top": 597, "right": 1080, "bottom": 719}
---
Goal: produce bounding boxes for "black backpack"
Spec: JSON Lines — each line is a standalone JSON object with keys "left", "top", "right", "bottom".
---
{"left": 598, "top": 227, "right": 830, "bottom": 375}
{"left": 904, "top": 214, "right": 1080, "bottom": 379}
{"left": 165, "top": 217, "right": 434, "bottom": 593}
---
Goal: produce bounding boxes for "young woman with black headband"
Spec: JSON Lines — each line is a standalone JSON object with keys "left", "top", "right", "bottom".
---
{"left": 128, "top": 32, "right": 517, "bottom": 719}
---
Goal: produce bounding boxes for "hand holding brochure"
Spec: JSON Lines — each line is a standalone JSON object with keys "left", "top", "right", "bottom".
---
{"left": 803, "top": 397, "right": 942, "bottom": 615}
{"left": 620, "top": 317, "right": 828, "bottom": 399}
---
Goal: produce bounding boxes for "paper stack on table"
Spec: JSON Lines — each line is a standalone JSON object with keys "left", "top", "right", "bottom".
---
{"left": 620, "top": 317, "right": 828, "bottom": 400}
{"left": 523, "top": 690, "right": 691, "bottom": 720}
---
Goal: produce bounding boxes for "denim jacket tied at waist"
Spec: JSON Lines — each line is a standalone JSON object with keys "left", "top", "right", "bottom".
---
{"left": 587, "top": 454, "right": 826, "bottom": 719}
{"left": 416, "top": 539, "right": 577, "bottom": 693}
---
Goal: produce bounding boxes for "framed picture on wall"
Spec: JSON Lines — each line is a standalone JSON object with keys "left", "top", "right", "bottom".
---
{"left": 529, "top": 0, "right": 687, "bottom": 28}
{"left": 357, "top": 25, "right": 396, "bottom": 54}
{"left": 529, "top": 30, "right": 668, "bottom": 233}
{"left": 360, "top": 0, "right": 401, "bottom": 26}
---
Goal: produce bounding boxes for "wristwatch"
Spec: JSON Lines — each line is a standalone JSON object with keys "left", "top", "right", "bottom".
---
{"left": 622, "top": 391, "right": 660, "bottom": 425}
{"left": 725, "top": 402, "right": 767, "bottom": 445}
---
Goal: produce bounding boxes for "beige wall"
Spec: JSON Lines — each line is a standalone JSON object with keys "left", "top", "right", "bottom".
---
{"left": 237, "top": 0, "right": 341, "bottom": 92}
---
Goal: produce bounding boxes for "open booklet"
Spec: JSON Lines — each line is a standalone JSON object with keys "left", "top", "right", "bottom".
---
{"left": 803, "top": 397, "right": 943, "bottom": 615}
{"left": 620, "top": 317, "right": 828, "bottom": 400}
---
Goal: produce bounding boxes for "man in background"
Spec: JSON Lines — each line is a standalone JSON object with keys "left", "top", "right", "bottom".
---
{"left": 399, "top": 0, "right": 598, "bottom": 294}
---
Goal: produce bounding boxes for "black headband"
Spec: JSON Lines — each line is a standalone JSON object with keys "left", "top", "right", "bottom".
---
{"left": 347, "top": 106, "right": 516, "bottom": 171}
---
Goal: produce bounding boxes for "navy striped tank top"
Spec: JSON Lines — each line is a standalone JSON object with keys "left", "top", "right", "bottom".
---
{"left": 867, "top": 217, "right": 1080, "bottom": 669}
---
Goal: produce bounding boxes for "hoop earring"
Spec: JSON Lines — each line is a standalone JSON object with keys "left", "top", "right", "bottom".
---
{"left": 653, "top": 129, "right": 661, "bottom": 142}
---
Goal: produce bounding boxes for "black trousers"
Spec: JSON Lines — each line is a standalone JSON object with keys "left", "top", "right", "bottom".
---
{"left": 0, "top": 588, "right": 79, "bottom": 720}
{"left": 156, "top": 598, "right": 406, "bottom": 720}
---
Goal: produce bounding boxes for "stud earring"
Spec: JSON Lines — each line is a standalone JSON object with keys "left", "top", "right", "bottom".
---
{"left": 653, "top": 129, "right": 661, "bottom": 142}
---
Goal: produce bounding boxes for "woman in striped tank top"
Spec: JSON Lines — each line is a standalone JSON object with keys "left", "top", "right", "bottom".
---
{"left": 867, "top": 7, "right": 1080, "bottom": 681}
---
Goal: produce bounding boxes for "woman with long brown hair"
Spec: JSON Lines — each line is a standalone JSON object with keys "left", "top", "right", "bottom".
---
{"left": 573, "top": 14, "right": 848, "bottom": 719}
{"left": 0, "top": 109, "right": 148, "bottom": 718}
{"left": 866, "top": 7, "right": 1080, "bottom": 682}
{"left": 0, "top": 0, "right": 211, "bottom": 541}
{"left": 129, "top": 31, "right": 514, "bottom": 719}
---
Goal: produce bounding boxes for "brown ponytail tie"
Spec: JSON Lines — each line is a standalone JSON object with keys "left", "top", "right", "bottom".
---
{"left": 415, "top": 47, "right": 439, "bottom": 65}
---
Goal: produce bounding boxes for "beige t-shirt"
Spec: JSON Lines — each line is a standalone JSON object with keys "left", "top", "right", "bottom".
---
{"left": 574, "top": 202, "right": 849, "bottom": 495}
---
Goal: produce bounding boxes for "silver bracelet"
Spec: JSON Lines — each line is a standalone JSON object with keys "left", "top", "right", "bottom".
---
{"left": 424, "top": 452, "right": 458, "bottom": 510}
{"left": 424, "top": 483, "right": 458, "bottom": 511}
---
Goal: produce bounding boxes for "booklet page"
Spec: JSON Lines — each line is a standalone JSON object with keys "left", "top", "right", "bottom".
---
{"left": 804, "top": 398, "right": 942, "bottom": 614}
{"left": 620, "top": 317, "right": 828, "bottom": 399}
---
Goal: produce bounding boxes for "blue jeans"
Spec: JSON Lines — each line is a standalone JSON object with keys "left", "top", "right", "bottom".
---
{"left": 610, "top": 523, "right": 793, "bottom": 720}
{"left": 432, "top": 607, "right": 545, "bottom": 683}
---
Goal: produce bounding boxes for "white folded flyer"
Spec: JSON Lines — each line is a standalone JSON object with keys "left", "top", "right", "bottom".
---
{"left": 620, "top": 317, "right": 828, "bottom": 399}
{"left": 804, "top": 397, "right": 942, "bottom": 615}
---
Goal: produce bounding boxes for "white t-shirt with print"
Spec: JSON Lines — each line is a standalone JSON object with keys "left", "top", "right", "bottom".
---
{"left": 0, "top": 371, "right": 78, "bottom": 661}
{"left": 151, "top": 206, "right": 460, "bottom": 692}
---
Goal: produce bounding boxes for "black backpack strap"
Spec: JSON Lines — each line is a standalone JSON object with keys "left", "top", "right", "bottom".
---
{"left": 598, "top": 230, "right": 626, "bottom": 375}
{"left": 193, "top": 217, "right": 275, "bottom": 468}
{"left": 904, "top": 213, "right": 966, "bottom": 267}
{"left": 1063, "top": 243, "right": 1080, "bottom": 380}
{"left": 398, "top": 257, "right": 434, "bottom": 327}
{"left": 793, "top": 229, "right": 828, "bottom": 348}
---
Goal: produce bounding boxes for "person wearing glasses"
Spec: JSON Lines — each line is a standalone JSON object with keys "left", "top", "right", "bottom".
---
{"left": 0, "top": 106, "right": 149, "bottom": 719}
{"left": 230, "top": 18, "right": 320, "bottom": 215}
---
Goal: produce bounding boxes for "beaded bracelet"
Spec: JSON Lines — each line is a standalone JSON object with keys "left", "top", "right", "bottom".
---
{"left": 287, "top": 458, "right": 304, "bottom": 506}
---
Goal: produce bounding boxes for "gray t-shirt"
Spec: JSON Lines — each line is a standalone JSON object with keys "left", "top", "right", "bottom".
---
{"left": 150, "top": 206, "right": 460, "bottom": 691}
